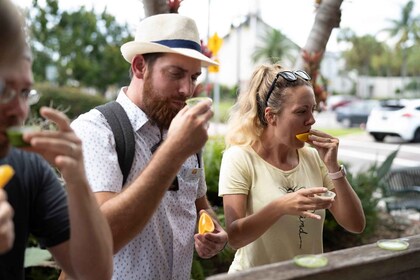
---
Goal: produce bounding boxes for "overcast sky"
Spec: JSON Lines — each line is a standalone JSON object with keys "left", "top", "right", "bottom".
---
{"left": 14, "top": 0, "right": 420, "bottom": 52}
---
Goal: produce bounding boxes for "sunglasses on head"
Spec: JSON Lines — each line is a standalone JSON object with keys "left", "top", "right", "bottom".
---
{"left": 150, "top": 140, "right": 179, "bottom": 191}
{"left": 265, "top": 70, "right": 311, "bottom": 106}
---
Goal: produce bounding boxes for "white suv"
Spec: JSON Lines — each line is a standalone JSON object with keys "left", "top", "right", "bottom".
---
{"left": 366, "top": 99, "right": 420, "bottom": 142}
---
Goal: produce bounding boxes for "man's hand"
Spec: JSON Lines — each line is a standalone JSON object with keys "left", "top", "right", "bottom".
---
{"left": 23, "top": 107, "right": 88, "bottom": 186}
{"left": 0, "top": 189, "right": 14, "bottom": 254}
{"left": 194, "top": 209, "right": 228, "bottom": 259}
{"left": 167, "top": 100, "right": 213, "bottom": 157}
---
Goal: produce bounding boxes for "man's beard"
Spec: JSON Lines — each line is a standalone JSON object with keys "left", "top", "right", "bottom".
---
{"left": 141, "top": 75, "right": 183, "bottom": 129}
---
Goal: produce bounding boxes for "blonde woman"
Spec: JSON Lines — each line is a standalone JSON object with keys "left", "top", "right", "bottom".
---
{"left": 219, "top": 63, "right": 365, "bottom": 272}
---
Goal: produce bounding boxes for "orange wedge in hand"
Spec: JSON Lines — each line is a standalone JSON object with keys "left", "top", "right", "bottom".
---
{"left": 0, "top": 164, "right": 15, "bottom": 189}
{"left": 296, "top": 132, "right": 310, "bottom": 142}
{"left": 198, "top": 212, "right": 215, "bottom": 234}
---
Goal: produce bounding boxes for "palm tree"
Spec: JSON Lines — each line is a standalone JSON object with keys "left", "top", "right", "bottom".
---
{"left": 252, "top": 28, "right": 297, "bottom": 64}
{"left": 294, "top": 0, "right": 343, "bottom": 70}
{"left": 141, "top": 0, "right": 169, "bottom": 17}
{"left": 383, "top": 0, "right": 420, "bottom": 82}
{"left": 294, "top": 0, "right": 344, "bottom": 107}
{"left": 337, "top": 29, "right": 387, "bottom": 76}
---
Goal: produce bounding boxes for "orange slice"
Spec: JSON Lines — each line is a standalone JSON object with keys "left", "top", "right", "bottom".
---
{"left": 296, "top": 132, "right": 310, "bottom": 142}
{"left": 0, "top": 164, "right": 15, "bottom": 189}
{"left": 198, "top": 212, "right": 214, "bottom": 234}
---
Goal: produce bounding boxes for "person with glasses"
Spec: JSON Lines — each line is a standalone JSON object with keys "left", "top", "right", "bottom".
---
{"left": 71, "top": 14, "right": 228, "bottom": 279}
{"left": 219, "top": 63, "right": 365, "bottom": 272}
{"left": 0, "top": 1, "right": 114, "bottom": 278}
{"left": 0, "top": 0, "right": 25, "bottom": 256}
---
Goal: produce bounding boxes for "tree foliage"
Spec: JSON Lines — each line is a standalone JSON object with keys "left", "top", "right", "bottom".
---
{"left": 252, "top": 28, "right": 297, "bottom": 64}
{"left": 382, "top": 0, "right": 420, "bottom": 78}
{"left": 338, "top": 29, "right": 388, "bottom": 76}
{"left": 27, "top": 0, "right": 133, "bottom": 94}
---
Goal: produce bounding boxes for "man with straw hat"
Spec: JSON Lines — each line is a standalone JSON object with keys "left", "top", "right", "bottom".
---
{"left": 72, "top": 14, "right": 228, "bottom": 279}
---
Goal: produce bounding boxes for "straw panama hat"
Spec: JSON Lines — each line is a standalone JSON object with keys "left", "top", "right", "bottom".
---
{"left": 121, "top": 14, "right": 218, "bottom": 67}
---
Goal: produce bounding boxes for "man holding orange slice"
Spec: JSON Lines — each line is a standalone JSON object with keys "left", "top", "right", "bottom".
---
{"left": 72, "top": 14, "right": 228, "bottom": 279}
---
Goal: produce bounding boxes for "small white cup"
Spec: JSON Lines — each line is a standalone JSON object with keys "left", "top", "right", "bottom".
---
{"left": 186, "top": 97, "right": 212, "bottom": 108}
{"left": 318, "top": 190, "right": 336, "bottom": 200}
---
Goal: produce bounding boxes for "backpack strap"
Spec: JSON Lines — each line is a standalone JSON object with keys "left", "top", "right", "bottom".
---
{"left": 96, "top": 101, "right": 135, "bottom": 186}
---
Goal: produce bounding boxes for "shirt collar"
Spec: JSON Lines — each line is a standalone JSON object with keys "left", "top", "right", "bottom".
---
{"left": 115, "top": 87, "right": 149, "bottom": 132}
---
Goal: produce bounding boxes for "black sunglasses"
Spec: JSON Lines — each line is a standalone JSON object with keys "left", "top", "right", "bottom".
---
{"left": 150, "top": 140, "right": 179, "bottom": 191}
{"left": 265, "top": 70, "right": 311, "bottom": 106}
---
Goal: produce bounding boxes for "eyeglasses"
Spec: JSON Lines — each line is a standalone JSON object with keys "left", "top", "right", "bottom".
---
{"left": 151, "top": 140, "right": 179, "bottom": 191}
{"left": 265, "top": 70, "right": 311, "bottom": 106}
{"left": 0, "top": 79, "right": 40, "bottom": 106}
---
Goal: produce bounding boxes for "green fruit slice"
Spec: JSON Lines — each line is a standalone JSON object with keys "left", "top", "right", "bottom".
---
{"left": 377, "top": 239, "right": 409, "bottom": 251}
{"left": 294, "top": 254, "right": 328, "bottom": 268}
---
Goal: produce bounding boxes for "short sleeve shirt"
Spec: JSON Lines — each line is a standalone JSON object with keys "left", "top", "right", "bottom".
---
{"left": 0, "top": 148, "right": 70, "bottom": 279}
{"left": 71, "top": 89, "right": 206, "bottom": 280}
{"left": 218, "top": 145, "right": 334, "bottom": 272}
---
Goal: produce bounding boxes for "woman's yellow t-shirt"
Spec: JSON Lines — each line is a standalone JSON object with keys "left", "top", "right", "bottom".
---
{"left": 218, "top": 145, "right": 334, "bottom": 272}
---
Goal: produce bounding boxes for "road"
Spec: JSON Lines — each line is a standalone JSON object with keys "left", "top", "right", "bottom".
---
{"left": 314, "top": 110, "right": 420, "bottom": 173}
{"left": 209, "top": 110, "right": 420, "bottom": 174}
{"left": 338, "top": 133, "right": 420, "bottom": 173}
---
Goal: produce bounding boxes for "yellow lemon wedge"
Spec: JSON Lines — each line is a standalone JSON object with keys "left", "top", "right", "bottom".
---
{"left": 0, "top": 164, "right": 15, "bottom": 189}
{"left": 296, "top": 132, "right": 310, "bottom": 142}
{"left": 198, "top": 212, "right": 215, "bottom": 234}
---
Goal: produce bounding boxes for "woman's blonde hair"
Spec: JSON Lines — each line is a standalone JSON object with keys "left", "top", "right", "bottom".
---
{"left": 225, "top": 63, "right": 312, "bottom": 148}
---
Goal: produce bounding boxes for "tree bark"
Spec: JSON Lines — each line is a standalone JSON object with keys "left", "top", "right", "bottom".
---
{"left": 295, "top": 0, "right": 343, "bottom": 69}
{"left": 142, "top": 0, "right": 169, "bottom": 17}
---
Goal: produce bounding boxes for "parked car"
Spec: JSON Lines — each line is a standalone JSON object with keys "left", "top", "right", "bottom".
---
{"left": 336, "top": 99, "right": 380, "bottom": 128}
{"left": 366, "top": 99, "right": 420, "bottom": 142}
{"left": 325, "top": 95, "right": 358, "bottom": 111}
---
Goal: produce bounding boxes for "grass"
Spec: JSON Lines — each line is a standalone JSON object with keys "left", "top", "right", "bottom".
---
{"left": 320, "top": 127, "right": 365, "bottom": 137}
{"left": 212, "top": 100, "right": 234, "bottom": 123}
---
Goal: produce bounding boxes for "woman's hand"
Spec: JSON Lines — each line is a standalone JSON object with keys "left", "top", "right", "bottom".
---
{"left": 278, "top": 187, "right": 334, "bottom": 220}
{"left": 307, "top": 129, "right": 340, "bottom": 171}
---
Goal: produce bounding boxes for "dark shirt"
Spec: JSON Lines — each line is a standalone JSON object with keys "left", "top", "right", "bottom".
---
{"left": 0, "top": 148, "right": 70, "bottom": 280}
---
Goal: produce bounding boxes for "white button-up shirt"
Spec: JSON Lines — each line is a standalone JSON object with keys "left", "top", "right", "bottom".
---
{"left": 71, "top": 89, "right": 206, "bottom": 280}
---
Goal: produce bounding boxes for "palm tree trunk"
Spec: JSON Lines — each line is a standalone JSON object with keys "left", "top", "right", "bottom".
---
{"left": 142, "top": 0, "right": 168, "bottom": 17}
{"left": 295, "top": 0, "right": 343, "bottom": 69}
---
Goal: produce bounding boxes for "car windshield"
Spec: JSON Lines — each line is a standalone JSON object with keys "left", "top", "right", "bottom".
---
{"left": 378, "top": 100, "right": 411, "bottom": 111}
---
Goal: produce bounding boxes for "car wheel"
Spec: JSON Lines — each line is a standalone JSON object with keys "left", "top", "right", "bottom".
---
{"left": 371, "top": 133, "right": 385, "bottom": 142}
{"left": 411, "top": 128, "right": 420, "bottom": 143}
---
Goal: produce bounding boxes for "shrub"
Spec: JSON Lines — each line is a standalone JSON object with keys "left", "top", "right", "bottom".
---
{"left": 31, "top": 84, "right": 107, "bottom": 120}
{"left": 323, "top": 149, "right": 399, "bottom": 251}
{"left": 203, "top": 135, "right": 225, "bottom": 207}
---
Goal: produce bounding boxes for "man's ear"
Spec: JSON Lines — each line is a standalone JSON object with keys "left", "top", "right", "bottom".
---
{"left": 131, "top": 55, "right": 146, "bottom": 79}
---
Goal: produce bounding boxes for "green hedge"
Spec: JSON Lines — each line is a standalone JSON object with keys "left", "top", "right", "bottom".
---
{"left": 30, "top": 84, "right": 107, "bottom": 120}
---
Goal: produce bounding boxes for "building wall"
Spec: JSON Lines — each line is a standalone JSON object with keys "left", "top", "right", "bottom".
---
{"left": 210, "top": 15, "right": 414, "bottom": 100}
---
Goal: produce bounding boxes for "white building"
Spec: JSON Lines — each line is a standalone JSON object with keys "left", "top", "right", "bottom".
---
{"left": 210, "top": 12, "right": 353, "bottom": 96}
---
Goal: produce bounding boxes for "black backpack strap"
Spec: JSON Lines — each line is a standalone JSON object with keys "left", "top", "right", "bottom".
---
{"left": 96, "top": 101, "right": 135, "bottom": 186}
{"left": 196, "top": 151, "right": 202, "bottom": 169}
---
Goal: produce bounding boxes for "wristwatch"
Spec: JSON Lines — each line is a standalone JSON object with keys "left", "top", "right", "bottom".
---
{"left": 329, "top": 165, "right": 347, "bottom": 180}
